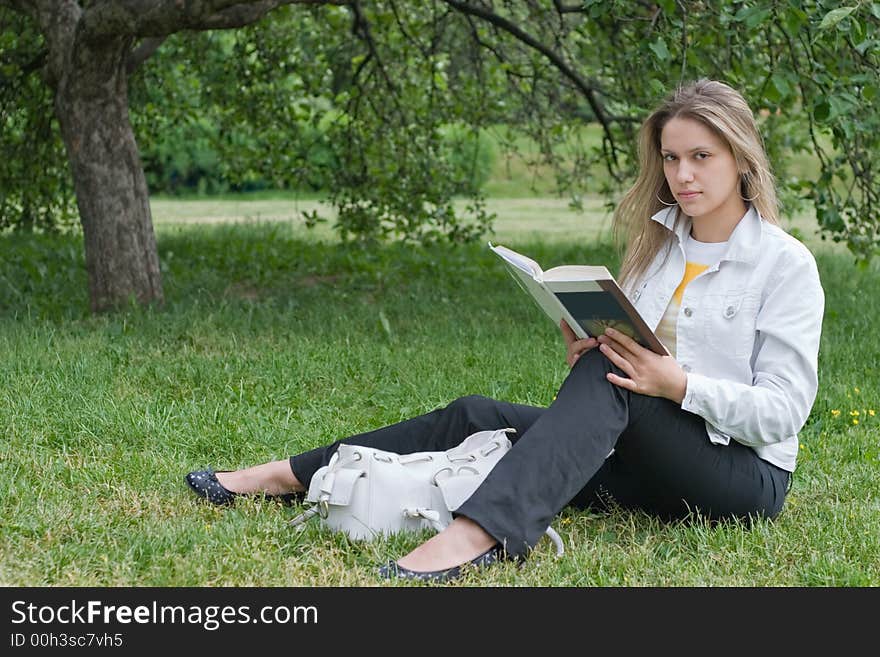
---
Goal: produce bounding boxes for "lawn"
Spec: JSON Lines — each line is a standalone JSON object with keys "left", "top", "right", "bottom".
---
{"left": 0, "top": 199, "right": 877, "bottom": 586}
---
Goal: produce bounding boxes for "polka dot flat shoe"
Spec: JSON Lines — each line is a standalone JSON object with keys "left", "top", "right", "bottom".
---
{"left": 378, "top": 544, "right": 507, "bottom": 584}
{"left": 185, "top": 468, "right": 300, "bottom": 507}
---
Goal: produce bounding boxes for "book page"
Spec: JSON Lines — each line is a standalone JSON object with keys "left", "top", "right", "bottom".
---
{"left": 542, "top": 265, "right": 613, "bottom": 282}
{"left": 496, "top": 257, "right": 566, "bottom": 329}
{"left": 543, "top": 279, "right": 604, "bottom": 293}
{"left": 488, "top": 243, "right": 543, "bottom": 278}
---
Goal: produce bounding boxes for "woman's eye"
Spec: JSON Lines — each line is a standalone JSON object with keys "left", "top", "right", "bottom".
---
{"left": 663, "top": 154, "right": 676, "bottom": 161}
{"left": 695, "top": 152, "right": 710, "bottom": 160}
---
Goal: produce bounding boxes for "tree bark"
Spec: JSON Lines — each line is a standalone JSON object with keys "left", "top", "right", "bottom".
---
{"left": 54, "top": 32, "right": 163, "bottom": 312}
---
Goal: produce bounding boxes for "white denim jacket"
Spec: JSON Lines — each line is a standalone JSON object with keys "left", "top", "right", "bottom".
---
{"left": 624, "top": 205, "right": 824, "bottom": 471}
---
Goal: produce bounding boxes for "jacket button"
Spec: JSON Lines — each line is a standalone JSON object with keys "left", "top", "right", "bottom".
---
{"left": 724, "top": 305, "right": 736, "bottom": 318}
{"left": 683, "top": 307, "right": 693, "bottom": 317}
{"left": 682, "top": 364, "right": 692, "bottom": 373}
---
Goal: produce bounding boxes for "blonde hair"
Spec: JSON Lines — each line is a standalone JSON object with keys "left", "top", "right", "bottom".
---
{"left": 613, "top": 79, "right": 779, "bottom": 288}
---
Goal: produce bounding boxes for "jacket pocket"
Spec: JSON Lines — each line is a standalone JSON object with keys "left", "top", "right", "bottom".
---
{"left": 703, "top": 290, "right": 759, "bottom": 359}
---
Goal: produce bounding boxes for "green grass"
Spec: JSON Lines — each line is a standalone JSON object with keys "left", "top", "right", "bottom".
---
{"left": 1, "top": 205, "right": 878, "bottom": 586}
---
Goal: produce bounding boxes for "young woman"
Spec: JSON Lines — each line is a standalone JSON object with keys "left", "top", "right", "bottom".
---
{"left": 186, "top": 79, "right": 824, "bottom": 582}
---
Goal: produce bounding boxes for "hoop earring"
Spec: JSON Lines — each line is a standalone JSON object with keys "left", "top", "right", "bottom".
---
{"left": 740, "top": 175, "right": 760, "bottom": 202}
{"left": 656, "top": 191, "right": 677, "bottom": 206}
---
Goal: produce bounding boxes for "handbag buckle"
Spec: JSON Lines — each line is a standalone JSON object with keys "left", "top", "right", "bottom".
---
{"left": 317, "top": 498, "right": 330, "bottom": 519}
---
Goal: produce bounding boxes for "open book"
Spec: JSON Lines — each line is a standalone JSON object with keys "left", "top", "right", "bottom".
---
{"left": 489, "top": 243, "right": 669, "bottom": 356}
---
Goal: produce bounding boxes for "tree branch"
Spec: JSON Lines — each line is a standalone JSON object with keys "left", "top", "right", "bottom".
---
{"left": 777, "top": 20, "right": 829, "bottom": 171}
{"left": 14, "top": 1, "right": 82, "bottom": 90}
{"left": 442, "top": 0, "right": 622, "bottom": 172}
{"left": 81, "top": 0, "right": 349, "bottom": 39}
{"left": 388, "top": 0, "right": 431, "bottom": 59}
{"left": 126, "top": 36, "right": 167, "bottom": 74}
{"left": 350, "top": 0, "right": 397, "bottom": 95}
{"left": 677, "top": 0, "right": 687, "bottom": 83}
{"left": 0, "top": 0, "right": 39, "bottom": 19}
{"left": 552, "top": 0, "right": 585, "bottom": 13}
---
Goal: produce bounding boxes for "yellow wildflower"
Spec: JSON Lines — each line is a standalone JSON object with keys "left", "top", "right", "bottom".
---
{"left": 869, "top": 410, "right": 876, "bottom": 417}
{"left": 853, "top": 419, "right": 859, "bottom": 425}
{"left": 831, "top": 409, "right": 841, "bottom": 417}
{"left": 854, "top": 387, "right": 860, "bottom": 394}
{"left": 850, "top": 410, "right": 860, "bottom": 416}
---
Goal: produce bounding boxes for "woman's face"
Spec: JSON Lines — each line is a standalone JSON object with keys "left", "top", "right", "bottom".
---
{"left": 660, "top": 117, "right": 745, "bottom": 226}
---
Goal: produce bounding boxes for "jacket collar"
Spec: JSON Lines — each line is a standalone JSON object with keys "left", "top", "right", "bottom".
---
{"left": 649, "top": 204, "right": 762, "bottom": 265}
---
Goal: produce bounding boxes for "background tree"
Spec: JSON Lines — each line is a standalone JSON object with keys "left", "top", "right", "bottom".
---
{"left": 1, "top": 1, "right": 878, "bottom": 312}
{"left": 0, "top": 10, "right": 77, "bottom": 233}
{"left": 573, "top": 0, "right": 880, "bottom": 265}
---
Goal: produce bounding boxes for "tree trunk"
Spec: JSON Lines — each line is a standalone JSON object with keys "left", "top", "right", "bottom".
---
{"left": 54, "top": 34, "right": 163, "bottom": 312}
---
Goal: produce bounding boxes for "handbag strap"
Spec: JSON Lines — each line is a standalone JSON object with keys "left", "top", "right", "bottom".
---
{"left": 398, "top": 453, "right": 435, "bottom": 465}
{"left": 293, "top": 452, "right": 367, "bottom": 528}
{"left": 289, "top": 506, "right": 321, "bottom": 529}
{"left": 544, "top": 526, "right": 564, "bottom": 557}
{"left": 402, "top": 507, "right": 445, "bottom": 533}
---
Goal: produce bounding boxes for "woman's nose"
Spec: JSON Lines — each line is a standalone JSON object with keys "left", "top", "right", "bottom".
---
{"left": 676, "top": 161, "right": 694, "bottom": 183}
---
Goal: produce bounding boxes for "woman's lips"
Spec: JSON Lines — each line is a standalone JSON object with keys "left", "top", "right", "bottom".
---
{"left": 677, "top": 191, "right": 700, "bottom": 200}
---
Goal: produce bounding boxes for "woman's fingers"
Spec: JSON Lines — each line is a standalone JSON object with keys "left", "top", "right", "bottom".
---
{"left": 606, "top": 371, "right": 637, "bottom": 392}
{"left": 567, "top": 337, "right": 597, "bottom": 367}
{"left": 573, "top": 338, "right": 596, "bottom": 353}
{"left": 598, "top": 341, "right": 635, "bottom": 377}
{"left": 598, "top": 335, "right": 637, "bottom": 365}
{"left": 598, "top": 326, "right": 654, "bottom": 364}
{"left": 560, "top": 319, "right": 578, "bottom": 344}
{"left": 605, "top": 326, "right": 637, "bottom": 346}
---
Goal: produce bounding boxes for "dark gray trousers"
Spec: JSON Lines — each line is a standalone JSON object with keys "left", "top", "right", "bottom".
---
{"left": 290, "top": 348, "right": 790, "bottom": 558}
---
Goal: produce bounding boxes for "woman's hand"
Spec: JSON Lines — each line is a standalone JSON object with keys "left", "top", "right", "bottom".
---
{"left": 560, "top": 319, "right": 598, "bottom": 368}
{"left": 597, "top": 327, "right": 688, "bottom": 403}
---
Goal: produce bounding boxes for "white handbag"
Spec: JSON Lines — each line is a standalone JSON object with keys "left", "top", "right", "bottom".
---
{"left": 289, "top": 428, "right": 564, "bottom": 556}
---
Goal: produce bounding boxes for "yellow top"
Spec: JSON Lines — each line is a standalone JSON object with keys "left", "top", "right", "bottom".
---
{"left": 655, "top": 262, "right": 710, "bottom": 359}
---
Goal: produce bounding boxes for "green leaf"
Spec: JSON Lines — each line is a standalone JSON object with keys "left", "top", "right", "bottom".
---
{"left": 782, "top": 6, "right": 809, "bottom": 33}
{"left": 828, "top": 94, "right": 856, "bottom": 120}
{"left": 746, "top": 8, "right": 772, "bottom": 29}
{"left": 733, "top": 5, "right": 772, "bottom": 29}
{"left": 649, "top": 37, "right": 670, "bottom": 61}
{"left": 813, "top": 99, "right": 831, "bottom": 122}
{"left": 818, "top": 6, "right": 857, "bottom": 31}
{"left": 649, "top": 78, "right": 667, "bottom": 96}
{"left": 771, "top": 72, "right": 793, "bottom": 99}
{"left": 851, "top": 17, "right": 866, "bottom": 42}
{"left": 855, "top": 39, "right": 875, "bottom": 55}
